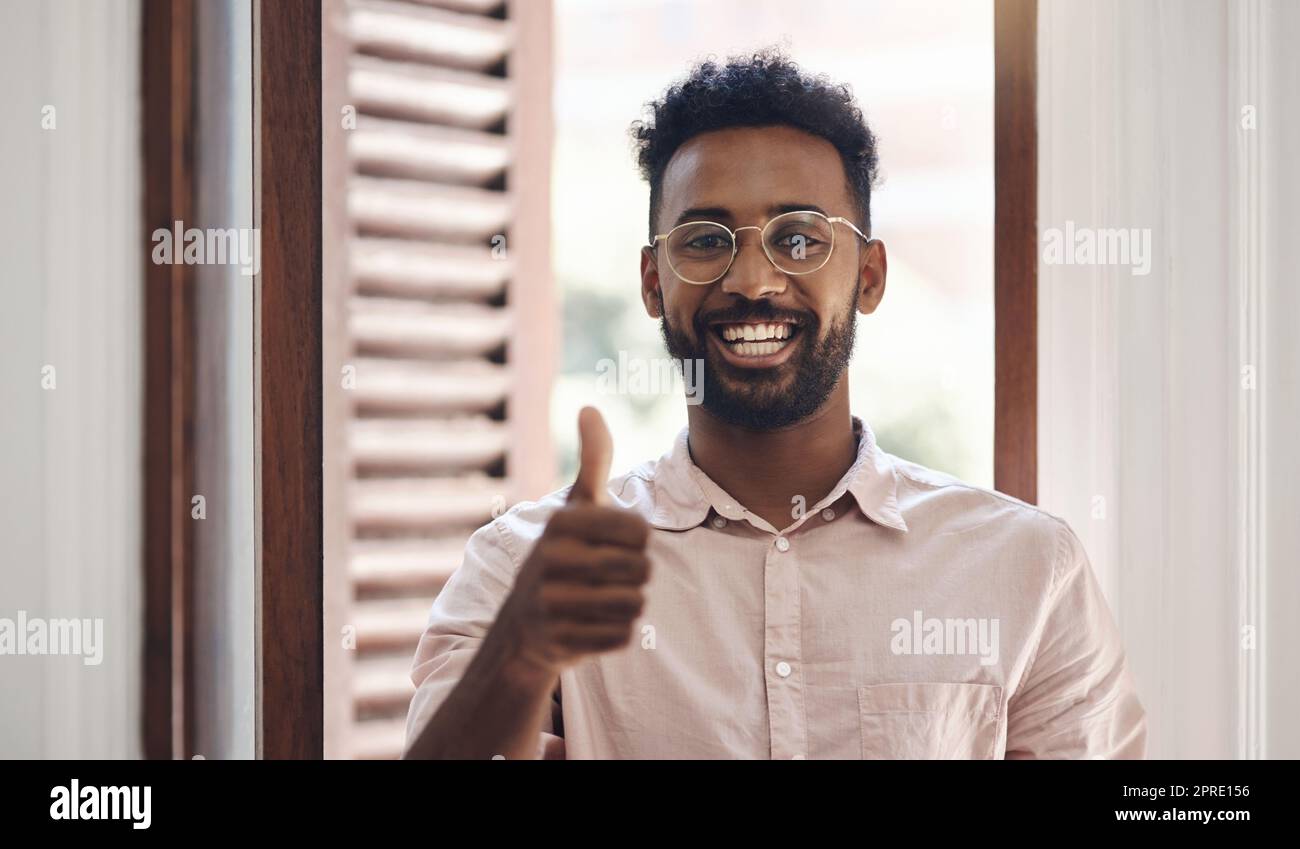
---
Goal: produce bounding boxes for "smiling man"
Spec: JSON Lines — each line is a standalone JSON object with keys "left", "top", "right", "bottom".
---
{"left": 402, "top": 48, "right": 1146, "bottom": 760}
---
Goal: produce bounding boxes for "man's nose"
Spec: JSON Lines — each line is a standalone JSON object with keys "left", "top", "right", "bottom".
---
{"left": 719, "top": 230, "right": 787, "bottom": 300}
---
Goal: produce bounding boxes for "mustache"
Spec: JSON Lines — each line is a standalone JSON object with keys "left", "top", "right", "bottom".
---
{"left": 695, "top": 303, "right": 815, "bottom": 328}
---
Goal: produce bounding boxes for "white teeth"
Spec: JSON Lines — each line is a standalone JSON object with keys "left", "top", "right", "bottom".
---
{"left": 731, "top": 340, "right": 785, "bottom": 356}
{"left": 719, "top": 322, "right": 794, "bottom": 343}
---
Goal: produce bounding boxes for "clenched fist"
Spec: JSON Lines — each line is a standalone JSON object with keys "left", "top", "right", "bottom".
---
{"left": 496, "top": 406, "right": 652, "bottom": 677}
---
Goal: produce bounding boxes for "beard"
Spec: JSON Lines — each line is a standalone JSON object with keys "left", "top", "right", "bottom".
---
{"left": 659, "top": 288, "right": 858, "bottom": 431}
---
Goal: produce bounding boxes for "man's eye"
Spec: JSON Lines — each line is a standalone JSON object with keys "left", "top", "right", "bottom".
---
{"left": 687, "top": 235, "right": 730, "bottom": 250}
{"left": 774, "top": 234, "right": 824, "bottom": 249}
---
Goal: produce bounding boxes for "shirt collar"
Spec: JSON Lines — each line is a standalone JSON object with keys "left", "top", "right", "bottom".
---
{"left": 647, "top": 416, "right": 909, "bottom": 533}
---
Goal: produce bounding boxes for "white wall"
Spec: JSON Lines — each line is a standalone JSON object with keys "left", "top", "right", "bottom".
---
{"left": 1038, "top": 0, "right": 1299, "bottom": 758}
{"left": 0, "top": 0, "right": 142, "bottom": 758}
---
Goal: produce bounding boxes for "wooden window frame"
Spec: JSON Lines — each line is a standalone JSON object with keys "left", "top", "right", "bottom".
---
{"left": 144, "top": 0, "right": 1028, "bottom": 758}
{"left": 141, "top": 0, "right": 196, "bottom": 761}
{"left": 253, "top": 0, "right": 324, "bottom": 760}
{"left": 142, "top": 0, "right": 323, "bottom": 760}
{"left": 994, "top": 0, "right": 1038, "bottom": 504}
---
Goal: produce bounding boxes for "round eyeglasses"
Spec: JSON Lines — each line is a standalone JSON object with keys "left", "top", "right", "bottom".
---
{"left": 649, "top": 210, "right": 870, "bottom": 286}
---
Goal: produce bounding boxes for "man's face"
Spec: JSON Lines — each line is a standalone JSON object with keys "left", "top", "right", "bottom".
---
{"left": 641, "top": 125, "right": 887, "bottom": 430}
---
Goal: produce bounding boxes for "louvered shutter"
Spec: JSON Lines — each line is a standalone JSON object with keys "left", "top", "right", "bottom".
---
{"left": 324, "top": 0, "right": 555, "bottom": 760}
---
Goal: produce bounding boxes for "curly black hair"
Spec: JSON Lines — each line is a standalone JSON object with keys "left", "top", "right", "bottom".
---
{"left": 630, "top": 46, "right": 880, "bottom": 241}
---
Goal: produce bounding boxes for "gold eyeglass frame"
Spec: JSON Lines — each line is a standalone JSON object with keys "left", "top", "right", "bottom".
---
{"left": 649, "top": 209, "right": 871, "bottom": 285}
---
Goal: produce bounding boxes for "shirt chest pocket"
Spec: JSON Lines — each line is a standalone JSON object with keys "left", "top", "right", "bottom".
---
{"left": 858, "top": 682, "right": 1003, "bottom": 759}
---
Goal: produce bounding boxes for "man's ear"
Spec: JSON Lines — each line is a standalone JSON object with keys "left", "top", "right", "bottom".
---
{"left": 857, "top": 238, "right": 887, "bottom": 315}
{"left": 640, "top": 245, "right": 663, "bottom": 318}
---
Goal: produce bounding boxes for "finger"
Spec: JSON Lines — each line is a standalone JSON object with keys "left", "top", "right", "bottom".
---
{"left": 540, "top": 585, "right": 645, "bottom": 623}
{"left": 538, "top": 539, "right": 651, "bottom": 585}
{"left": 547, "top": 504, "right": 649, "bottom": 548}
{"left": 549, "top": 622, "right": 636, "bottom": 653}
{"left": 567, "top": 406, "right": 613, "bottom": 506}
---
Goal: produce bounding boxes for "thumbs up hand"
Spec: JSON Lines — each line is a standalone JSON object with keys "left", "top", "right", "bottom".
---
{"left": 567, "top": 406, "right": 614, "bottom": 506}
{"left": 496, "top": 407, "right": 652, "bottom": 678}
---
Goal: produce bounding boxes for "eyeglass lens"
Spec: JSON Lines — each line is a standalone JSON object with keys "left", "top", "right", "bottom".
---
{"left": 665, "top": 211, "right": 834, "bottom": 283}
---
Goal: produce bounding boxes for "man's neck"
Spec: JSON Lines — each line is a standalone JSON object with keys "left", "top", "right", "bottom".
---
{"left": 684, "top": 383, "right": 858, "bottom": 531}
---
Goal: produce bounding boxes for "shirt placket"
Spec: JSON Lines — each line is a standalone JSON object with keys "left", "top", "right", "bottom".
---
{"left": 763, "top": 530, "right": 806, "bottom": 759}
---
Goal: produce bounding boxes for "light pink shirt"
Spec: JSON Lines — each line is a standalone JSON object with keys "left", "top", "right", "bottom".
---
{"left": 405, "top": 418, "right": 1147, "bottom": 759}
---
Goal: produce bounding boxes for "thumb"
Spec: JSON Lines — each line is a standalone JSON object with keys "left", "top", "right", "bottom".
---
{"left": 568, "top": 406, "right": 612, "bottom": 505}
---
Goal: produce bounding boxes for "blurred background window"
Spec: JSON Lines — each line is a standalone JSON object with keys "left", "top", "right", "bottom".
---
{"left": 551, "top": 0, "right": 994, "bottom": 488}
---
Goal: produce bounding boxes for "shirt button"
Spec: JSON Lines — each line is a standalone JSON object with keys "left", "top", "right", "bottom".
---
{"left": 775, "top": 537, "right": 790, "bottom": 552}
{"left": 775, "top": 661, "right": 792, "bottom": 678}
{"left": 711, "top": 516, "right": 727, "bottom": 529}
{"left": 821, "top": 508, "right": 835, "bottom": 521}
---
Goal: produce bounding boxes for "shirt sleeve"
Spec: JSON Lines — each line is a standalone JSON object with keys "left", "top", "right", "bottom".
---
{"left": 1005, "top": 521, "right": 1147, "bottom": 759}
{"left": 402, "top": 518, "right": 566, "bottom": 760}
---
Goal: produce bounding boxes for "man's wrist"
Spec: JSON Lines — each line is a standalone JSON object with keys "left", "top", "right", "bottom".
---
{"left": 501, "top": 650, "right": 558, "bottom": 691}
{"left": 483, "top": 618, "right": 557, "bottom": 691}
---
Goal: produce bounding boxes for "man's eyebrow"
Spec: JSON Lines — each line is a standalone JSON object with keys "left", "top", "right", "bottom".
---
{"left": 674, "top": 207, "right": 732, "bottom": 225}
{"left": 672, "top": 203, "right": 830, "bottom": 226}
{"left": 771, "top": 203, "right": 828, "bottom": 217}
